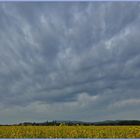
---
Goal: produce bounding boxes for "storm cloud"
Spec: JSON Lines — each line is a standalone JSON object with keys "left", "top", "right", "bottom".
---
{"left": 0, "top": 2, "right": 140, "bottom": 124}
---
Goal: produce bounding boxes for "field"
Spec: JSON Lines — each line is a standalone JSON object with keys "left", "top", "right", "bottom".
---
{"left": 0, "top": 126, "right": 140, "bottom": 138}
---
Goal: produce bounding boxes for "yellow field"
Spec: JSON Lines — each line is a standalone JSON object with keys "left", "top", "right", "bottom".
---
{"left": 0, "top": 126, "right": 140, "bottom": 138}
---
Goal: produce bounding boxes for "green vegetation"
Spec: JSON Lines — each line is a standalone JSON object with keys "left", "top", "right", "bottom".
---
{"left": 0, "top": 126, "right": 140, "bottom": 138}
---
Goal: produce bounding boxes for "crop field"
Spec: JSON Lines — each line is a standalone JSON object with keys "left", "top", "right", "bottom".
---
{"left": 0, "top": 126, "right": 140, "bottom": 138}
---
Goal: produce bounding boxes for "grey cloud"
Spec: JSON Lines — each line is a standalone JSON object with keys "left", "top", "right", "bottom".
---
{"left": 0, "top": 2, "right": 140, "bottom": 123}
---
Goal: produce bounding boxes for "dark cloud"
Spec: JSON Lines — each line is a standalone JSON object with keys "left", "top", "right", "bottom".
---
{"left": 0, "top": 2, "right": 140, "bottom": 124}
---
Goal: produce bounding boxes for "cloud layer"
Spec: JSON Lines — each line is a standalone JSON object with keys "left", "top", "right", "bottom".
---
{"left": 0, "top": 2, "right": 140, "bottom": 124}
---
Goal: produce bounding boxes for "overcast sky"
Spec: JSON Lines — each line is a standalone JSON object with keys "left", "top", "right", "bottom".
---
{"left": 0, "top": 2, "right": 140, "bottom": 124}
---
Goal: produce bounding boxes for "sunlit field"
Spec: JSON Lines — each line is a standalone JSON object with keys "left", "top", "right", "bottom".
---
{"left": 0, "top": 126, "right": 140, "bottom": 138}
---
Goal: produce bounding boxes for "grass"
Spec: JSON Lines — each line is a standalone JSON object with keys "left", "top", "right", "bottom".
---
{"left": 0, "top": 125, "right": 140, "bottom": 138}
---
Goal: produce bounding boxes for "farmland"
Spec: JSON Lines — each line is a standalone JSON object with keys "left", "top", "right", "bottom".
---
{"left": 0, "top": 125, "right": 140, "bottom": 138}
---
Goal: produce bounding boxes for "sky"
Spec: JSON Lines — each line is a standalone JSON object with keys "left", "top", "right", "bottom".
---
{"left": 0, "top": 2, "right": 140, "bottom": 124}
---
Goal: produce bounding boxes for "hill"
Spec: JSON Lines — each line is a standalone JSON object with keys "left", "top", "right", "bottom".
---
{"left": 3, "top": 120, "right": 140, "bottom": 126}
